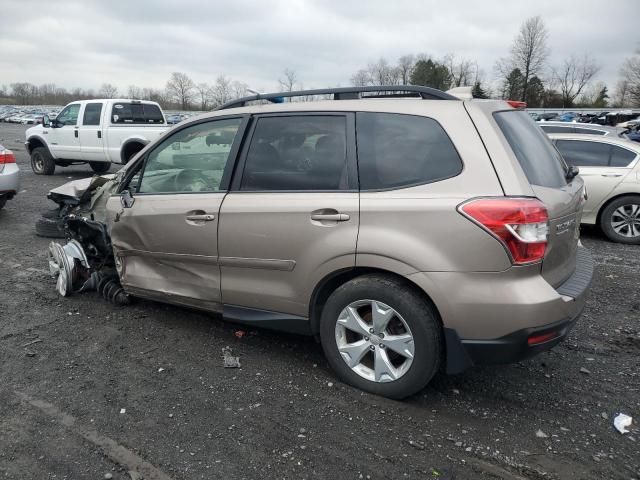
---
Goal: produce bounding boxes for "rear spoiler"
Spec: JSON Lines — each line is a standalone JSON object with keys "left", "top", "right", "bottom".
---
{"left": 445, "top": 86, "right": 473, "bottom": 100}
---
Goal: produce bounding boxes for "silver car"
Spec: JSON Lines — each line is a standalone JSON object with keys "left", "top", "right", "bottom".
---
{"left": 539, "top": 121, "right": 626, "bottom": 138}
{"left": 0, "top": 144, "right": 19, "bottom": 210}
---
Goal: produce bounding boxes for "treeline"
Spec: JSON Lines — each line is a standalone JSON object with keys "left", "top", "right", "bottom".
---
{"left": 349, "top": 16, "right": 640, "bottom": 108}
{"left": 2, "top": 16, "right": 639, "bottom": 110}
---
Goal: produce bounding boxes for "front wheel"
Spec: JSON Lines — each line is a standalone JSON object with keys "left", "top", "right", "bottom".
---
{"left": 31, "top": 147, "right": 55, "bottom": 175}
{"left": 600, "top": 196, "right": 640, "bottom": 245}
{"left": 319, "top": 275, "right": 442, "bottom": 399}
{"left": 89, "top": 162, "right": 111, "bottom": 174}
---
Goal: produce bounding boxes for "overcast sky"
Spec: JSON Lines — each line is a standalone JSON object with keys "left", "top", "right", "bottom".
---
{"left": 1, "top": 0, "right": 638, "bottom": 95}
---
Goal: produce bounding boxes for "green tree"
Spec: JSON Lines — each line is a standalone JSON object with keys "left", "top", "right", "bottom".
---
{"left": 543, "top": 89, "right": 564, "bottom": 108}
{"left": 502, "top": 69, "right": 524, "bottom": 100}
{"left": 410, "top": 59, "right": 451, "bottom": 91}
{"left": 471, "top": 81, "right": 489, "bottom": 99}
{"left": 525, "top": 76, "right": 545, "bottom": 107}
{"left": 592, "top": 85, "right": 609, "bottom": 108}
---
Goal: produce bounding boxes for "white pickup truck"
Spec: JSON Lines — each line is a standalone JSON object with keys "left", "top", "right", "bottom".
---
{"left": 25, "top": 99, "right": 170, "bottom": 175}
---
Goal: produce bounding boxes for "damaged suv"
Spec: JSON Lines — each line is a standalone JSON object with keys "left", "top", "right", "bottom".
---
{"left": 45, "top": 86, "right": 594, "bottom": 399}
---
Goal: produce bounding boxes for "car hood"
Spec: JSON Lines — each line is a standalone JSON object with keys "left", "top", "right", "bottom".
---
{"left": 48, "top": 174, "right": 120, "bottom": 223}
{"left": 49, "top": 174, "right": 117, "bottom": 203}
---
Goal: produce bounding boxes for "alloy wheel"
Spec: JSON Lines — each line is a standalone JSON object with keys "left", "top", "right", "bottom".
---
{"left": 610, "top": 203, "right": 640, "bottom": 238}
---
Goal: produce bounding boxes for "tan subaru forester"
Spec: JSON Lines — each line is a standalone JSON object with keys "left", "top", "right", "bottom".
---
{"left": 46, "top": 86, "right": 594, "bottom": 399}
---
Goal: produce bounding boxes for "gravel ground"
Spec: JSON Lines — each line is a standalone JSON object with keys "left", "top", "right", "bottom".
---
{"left": 0, "top": 123, "right": 638, "bottom": 480}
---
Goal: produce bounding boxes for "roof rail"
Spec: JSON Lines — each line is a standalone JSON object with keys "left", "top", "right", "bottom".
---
{"left": 216, "top": 85, "right": 459, "bottom": 110}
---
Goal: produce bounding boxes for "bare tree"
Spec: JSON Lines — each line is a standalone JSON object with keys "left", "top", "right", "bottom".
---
{"left": 211, "top": 75, "right": 232, "bottom": 107}
{"left": 278, "top": 68, "right": 298, "bottom": 93}
{"left": 98, "top": 83, "right": 119, "bottom": 98}
{"left": 619, "top": 51, "right": 640, "bottom": 107}
{"left": 127, "top": 85, "right": 143, "bottom": 99}
{"left": 397, "top": 55, "right": 415, "bottom": 85}
{"left": 611, "top": 79, "right": 631, "bottom": 107}
{"left": 553, "top": 54, "right": 600, "bottom": 107}
{"left": 231, "top": 80, "right": 248, "bottom": 99}
{"left": 367, "top": 58, "right": 401, "bottom": 86}
{"left": 350, "top": 69, "right": 371, "bottom": 86}
{"left": 195, "top": 82, "right": 211, "bottom": 110}
{"left": 166, "top": 72, "right": 195, "bottom": 110}
{"left": 497, "top": 16, "right": 549, "bottom": 102}
{"left": 444, "top": 54, "right": 476, "bottom": 88}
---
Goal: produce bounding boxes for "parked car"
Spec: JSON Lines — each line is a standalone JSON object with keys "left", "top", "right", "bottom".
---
{"left": 165, "top": 114, "right": 184, "bottom": 125}
{"left": 42, "top": 86, "right": 592, "bottom": 399}
{"left": 549, "top": 133, "right": 640, "bottom": 243}
{"left": 25, "top": 99, "right": 169, "bottom": 175}
{"left": 538, "top": 121, "right": 626, "bottom": 138}
{"left": 0, "top": 144, "right": 19, "bottom": 210}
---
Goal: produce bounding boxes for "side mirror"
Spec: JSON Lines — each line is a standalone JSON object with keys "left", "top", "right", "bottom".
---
{"left": 566, "top": 165, "right": 579, "bottom": 182}
{"left": 42, "top": 115, "right": 50, "bottom": 128}
{"left": 120, "top": 189, "right": 135, "bottom": 209}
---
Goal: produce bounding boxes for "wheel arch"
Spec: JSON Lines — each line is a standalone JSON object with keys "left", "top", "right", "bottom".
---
{"left": 595, "top": 191, "right": 640, "bottom": 227}
{"left": 120, "top": 138, "right": 148, "bottom": 164}
{"left": 26, "top": 136, "right": 53, "bottom": 157}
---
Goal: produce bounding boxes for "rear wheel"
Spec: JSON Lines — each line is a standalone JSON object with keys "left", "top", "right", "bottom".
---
{"left": 89, "top": 162, "right": 111, "bottom": 174}
{"left": 31, "top": 147, "right": 55, "bottom": 175}
{"left": 600, "top": 195, "right": 640, "bottom": 245}
{"left": 319, "top": 275, "right": 442, "bottom": 399}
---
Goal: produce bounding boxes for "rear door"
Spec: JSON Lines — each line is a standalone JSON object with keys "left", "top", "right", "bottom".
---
{"left": 218, "top": 113, "right": 359, "bottom": 319}
{"left": 555, "top": 139, "right": 637, "bottom": 217}
{"left": 106, "top": 116, "right": 246, "bottom": 311}
{"left": 78, "top": 102, "right": 105, "bottom": 161}
{"left": 493, "top": 110, "right": 584, "bottom": 287}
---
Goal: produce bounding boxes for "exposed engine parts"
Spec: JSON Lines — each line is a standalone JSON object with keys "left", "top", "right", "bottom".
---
{"left": 47, "top": 214, "right": 130, "bottom": 305}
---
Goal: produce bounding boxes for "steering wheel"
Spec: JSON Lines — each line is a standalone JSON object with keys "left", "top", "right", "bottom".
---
{"left": 172, "top": 169, "right": 211, "bottom": 192}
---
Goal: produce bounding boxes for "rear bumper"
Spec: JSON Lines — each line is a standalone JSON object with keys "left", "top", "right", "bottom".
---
{"left": 0, "top": 163, "right": 20, "bottom": 197}
{"left": 411, "top": 247, "right": 594, "bottom": 374}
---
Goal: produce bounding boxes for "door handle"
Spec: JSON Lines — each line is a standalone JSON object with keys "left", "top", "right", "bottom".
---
{"left": 74, "top": 130, "right": 78, "bottom": 138}
{"left": 185, "top": 214, "right": 215, "bottom": 221}
{"left": 97, "top": 131, "right": 102, "bottom": 139}
{"left": 601, "top": 173, "right": 623, "bottom": 177}
{"left": 311, "top": 213, "right": 350, "bottom": 222}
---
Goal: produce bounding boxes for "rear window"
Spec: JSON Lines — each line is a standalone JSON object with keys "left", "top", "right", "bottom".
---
{"left": 356, "top": 112, "right": 462, "bottom": 190}
{"left": 494, "top": 110, "right": 567, "bottom": 188}
{"left": 111, "top": 103, "right": 164, "bottom": 124}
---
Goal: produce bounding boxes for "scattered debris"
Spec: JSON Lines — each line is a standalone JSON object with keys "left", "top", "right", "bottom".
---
{"left": 25, "top": 351, "right": 37, "bottom": 357}
{"left": 222, "top": 346, "right": 241, "bottom": 368}
{"left": 614, "top": 413, "right": 633, "bottom": 434}
{"left": 120, "top": 408, "right": 126, "bottom": 414}
{"left": 128, "top": 471, "right": 142, "bottom": 480}
{"left": 21, "top": 339, "right": 42, "bottom": 347}
{"left": 535, "top": 429, "right": 548, "bottom": 438}
{"left": 234, "top": 330, "right": 246, "bottom": 338}
{"left": 104, "top": 473, "right": 113, "bottom": 479}
{"left": 580, "top": 367, "right": 591, "bottom": 375}
{"left": 158, "top": 368, "right": 164, "bottom": 373}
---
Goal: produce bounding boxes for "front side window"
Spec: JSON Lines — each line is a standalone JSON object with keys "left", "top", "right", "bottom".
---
{"left": 555, "top": 140, "right": 611, "bottom": 167}
{"left": 56, "top": 104, "right": 80, "bottom": 126}
{"left": 356, "top": 112, "right": 462, "bottom": 190}
{"left": 83, "top": 103, "right": 103, "bottom": 126}
{"left": 240, "top": 116, "right": 348, "bottom": 191}
{"left": 138, "top": 118, "right": 242, "bottom": 194}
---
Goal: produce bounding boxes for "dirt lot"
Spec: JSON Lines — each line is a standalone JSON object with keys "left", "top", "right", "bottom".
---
{"left": 0, "top": 122, "right": 638, "bottom": 480}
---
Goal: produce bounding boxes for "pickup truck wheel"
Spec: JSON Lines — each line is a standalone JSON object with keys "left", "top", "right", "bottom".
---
{"left": 319, "top": 274, "right": 442, "bottom": 399}
{"left": 31, "top": 147, "right": 55, "bottom": 175}
{"left": 89, "top": 162, "right": 111, "bottom": 174}
{"left": 600, "top": 195, "right": 640, "bottom": 245}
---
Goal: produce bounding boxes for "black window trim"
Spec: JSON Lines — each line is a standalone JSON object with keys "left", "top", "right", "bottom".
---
{"left": 555, "top": 138, "right": 639, "bottom": 169}
{"left": 229, "top": 111, "right": 359, "bottom": 193}
{"left": 355, "top": 111, "right": 465, "bottom": 192}
{"left": 117, "top": 114, "right": 250, "bottom": 195}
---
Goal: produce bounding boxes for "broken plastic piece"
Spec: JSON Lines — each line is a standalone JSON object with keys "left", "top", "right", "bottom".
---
{"left": 222, "top": 347, "right": 241, "bottom": 368}
{"left": 614, "top": 413, "right": 633, "bottom": 434}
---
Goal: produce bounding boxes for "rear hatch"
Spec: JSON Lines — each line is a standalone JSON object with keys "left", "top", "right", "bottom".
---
{"left": 493, "top": 109, "right": 585, "bottom": 288}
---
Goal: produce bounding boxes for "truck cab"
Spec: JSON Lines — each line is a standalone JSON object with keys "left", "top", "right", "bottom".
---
{"left": 26, "top": 99, "right": 169, "bottom": 175}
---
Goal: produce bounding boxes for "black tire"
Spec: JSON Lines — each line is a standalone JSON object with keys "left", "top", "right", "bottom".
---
{"left": 31, "top": 147, "right": 55, "bottom": 175}
{"left": 0, "top": 197, "right": 6, "bottom": 210}
{"left": 319, "top": 274, "right": 442, "bottom": 400}
{"left": 600, "top": 195, "right": 640, "bottom": 245}
{"left": 35, "top": 216, "right": 65, "bottom": 238}
{"left": 89, "top": 162, "right": 111, "bottom": 174}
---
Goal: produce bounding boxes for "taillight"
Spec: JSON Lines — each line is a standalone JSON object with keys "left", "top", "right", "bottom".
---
{"left": 458, "top": 197, "right": 549, "bottom": 265}
{"left": 0, "top": 150, "right": 16, "bottom": 164}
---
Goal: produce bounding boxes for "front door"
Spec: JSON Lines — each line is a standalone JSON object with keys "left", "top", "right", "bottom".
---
{"left": 49, "top": 103, "right": 81, "bottom": 159}
{"left": 78, "top": 102, "right": 105, "bottom": 161}
{"left": 106, "top": 116, "right": 246, "bottom": 311}
{"left": 218, "top": 113, "right": 359, "bottom": 318}
{"left": 555, "top": 139, "right": 637, "bottom": 216}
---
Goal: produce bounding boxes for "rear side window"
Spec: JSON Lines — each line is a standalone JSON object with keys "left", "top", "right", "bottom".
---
{"left": 610, "top": 145, "right": 637, "bottom": 167}
{"left": 111, "top": 103, "right": 164, "bottom": 124}
{"left": 82, "top": 103, "right": 102, "bottom": 126}
{"left": 494, "top": 110, "right": 567, "bottom": 188}
{"left": 556, "top": 140, "right": 611, "bottom": 167}
{"left": 356, "top": 112, "right": 462, "bottom": 190}
{"left": 240, "top": 116, "right": 349, "bottom": 191}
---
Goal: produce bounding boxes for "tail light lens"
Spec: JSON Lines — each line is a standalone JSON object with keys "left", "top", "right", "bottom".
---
{"left": 507, "top": 100, "right": 527, "bottom": 109}
{"left": 459, "top": 197, "right": 549, "bottom": 265}
{"left": 0, "top": 150, "right": 16, "bottom": 164}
